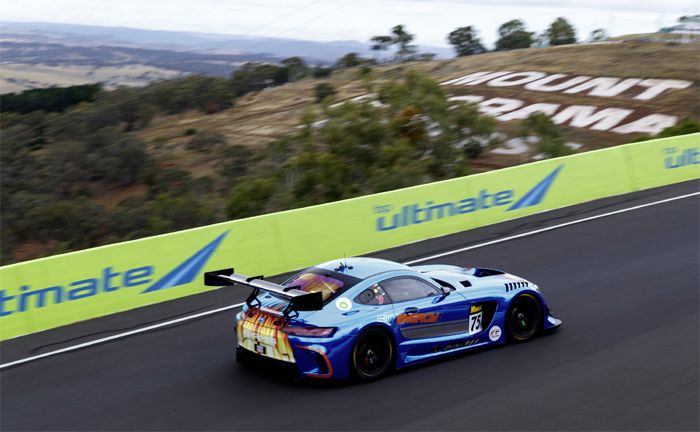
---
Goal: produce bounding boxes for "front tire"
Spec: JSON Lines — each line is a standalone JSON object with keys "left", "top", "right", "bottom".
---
{"left": 351, "top": 328, "right": 393, "bottom": 381}
{"left": 506, "top": 293, "right": 542, "bottom": 342}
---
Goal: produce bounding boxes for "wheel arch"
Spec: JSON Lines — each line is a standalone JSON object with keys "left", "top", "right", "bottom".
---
{"left": 509, "top": 290, "right": 546, "bottom": 314}
{"left": 349, "top": 323, "right": 398, "bottom": 376}
{"left": 505, "top": 290, "right": 545, "bottom": 340}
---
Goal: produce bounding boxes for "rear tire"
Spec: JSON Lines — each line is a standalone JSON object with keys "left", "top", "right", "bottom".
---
{"left": 506, "top": 293, "right": 542, "bottom": 342}
{"left": 351, "top": 328, "right": 393, "bottom": 382}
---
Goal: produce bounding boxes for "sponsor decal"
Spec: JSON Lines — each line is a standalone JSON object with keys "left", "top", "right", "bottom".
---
{"left": 468, "top": 305, "right": 483, "bottom": 335}
{"left": 434, "top": 338, "right": 479, "bottom": 353}
{"left": 377, "top": 313, "right": 394, "bottom": 323}
{"left": 372, "top": 284, "right": 388, "bottom": 305}
{"left": 0, "top": 231, "right": 230, "bottom": 317}
{"left": 396, "top": 312, "right": 440, "bottom": 325}
{"left": 489, "top": 326, "right": 502, "bottom": 341}
{"left": 664, "top": 147, "right": 700, "bottom": 169}
{"left": 374, "top": 166, "right": 562, "bottom": 232}
{"left": 335, "top": 297, "right": 353, "bottom": 311}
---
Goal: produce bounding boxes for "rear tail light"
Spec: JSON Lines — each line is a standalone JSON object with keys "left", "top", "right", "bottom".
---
{"left": 281, "top": 326, "right": 336, "bottom": 337}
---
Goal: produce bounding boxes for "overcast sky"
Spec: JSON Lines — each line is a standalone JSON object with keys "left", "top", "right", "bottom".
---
{"left": 1, "top": 0, "right": 697, "bottom": 47}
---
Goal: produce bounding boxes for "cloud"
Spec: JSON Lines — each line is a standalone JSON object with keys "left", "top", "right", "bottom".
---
{"left": 392, "top": 0, "right": 697, "bottom": 13}
{"left": 1, "top": 0, "right": 696, "bottom": 47}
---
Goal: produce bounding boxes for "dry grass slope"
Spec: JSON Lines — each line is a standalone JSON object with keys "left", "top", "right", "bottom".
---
{"left": 134, "top": 41, "right": 699, "bottom": 176}
{"left": 0, "top": 63, "right": 184, "bottom": 93}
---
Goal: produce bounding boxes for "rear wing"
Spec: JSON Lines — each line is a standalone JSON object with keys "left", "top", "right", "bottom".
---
{"left": 204, "top": 268, "right": 323, "bottom": 317}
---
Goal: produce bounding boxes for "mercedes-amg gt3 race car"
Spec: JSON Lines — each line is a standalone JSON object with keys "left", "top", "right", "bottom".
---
{"left": 205, "top": 257, "right": 561, "bottom": 381}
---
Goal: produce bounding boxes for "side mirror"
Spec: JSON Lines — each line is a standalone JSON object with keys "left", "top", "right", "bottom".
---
{"left": 441, "top": 287, "right": 451, "bottom": 296}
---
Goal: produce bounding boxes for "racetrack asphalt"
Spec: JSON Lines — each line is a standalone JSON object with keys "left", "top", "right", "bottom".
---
{"left": 1, "top": 181, "right": 698, "bottom": 431}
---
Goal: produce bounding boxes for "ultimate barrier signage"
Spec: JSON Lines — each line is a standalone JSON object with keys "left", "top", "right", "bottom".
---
{"left": 1, "top": 134, "right": 698, "bottom": 340}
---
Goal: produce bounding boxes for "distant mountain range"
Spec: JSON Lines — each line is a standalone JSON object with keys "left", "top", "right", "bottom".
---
{"left": 0, "top": 21, "right": 453, "bottom": 62}
{"left": 0, "top": 21, "right": 452, "bottom": 93}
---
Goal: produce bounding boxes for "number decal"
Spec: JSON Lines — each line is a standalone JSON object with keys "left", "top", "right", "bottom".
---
{"left": 468, "top": 311, "right": 483, "bottom": 335}
{"left": 469, "top": 313, "right": 482, "bottom": 333}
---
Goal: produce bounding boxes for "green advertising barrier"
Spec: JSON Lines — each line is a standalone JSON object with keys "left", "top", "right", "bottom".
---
{"left": 621, "top": 133, "right": 700, "bottom": 191}
{"left": 1, "top": 134, "right": 698, "bottom": 340}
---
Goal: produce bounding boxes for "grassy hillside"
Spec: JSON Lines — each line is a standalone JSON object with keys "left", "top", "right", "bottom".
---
{"left": 135, "top": 40, "right": 699, "bottom": 175}
{"left": 2, "top": 40, "right": 698, "bottom": 263}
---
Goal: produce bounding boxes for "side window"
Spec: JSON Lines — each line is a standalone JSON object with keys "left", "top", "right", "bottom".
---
{"left": 381, "top": 277, "right": 441, "bottom": 303}
{"left": 354, "top": 283, "right": 391, "bottom": 305}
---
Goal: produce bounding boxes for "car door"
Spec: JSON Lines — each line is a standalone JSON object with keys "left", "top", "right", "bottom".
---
{"left": 381, "top": 277, "right": 473, "bottom": 341}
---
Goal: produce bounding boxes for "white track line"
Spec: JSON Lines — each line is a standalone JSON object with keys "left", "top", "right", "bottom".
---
{"left": 2, "top": 191, "right": 698, "bottom": 369}
{"left": 0, "top": 304, "right": 245, "bottom": 369}
{"left": 404, "top": 191, "right": 700, "bottom": 265}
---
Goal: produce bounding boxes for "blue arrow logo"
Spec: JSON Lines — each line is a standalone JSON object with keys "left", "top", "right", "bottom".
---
{"left": 507, "top": 165, "right": 563, "bottom": 211}
{"left": 142, "top": 231, "right": 229, "bottom": 293}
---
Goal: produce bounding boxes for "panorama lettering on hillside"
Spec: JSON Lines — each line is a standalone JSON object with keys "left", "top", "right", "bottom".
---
{"left": 442, "top": 71, "right": 694, "bottom": 135}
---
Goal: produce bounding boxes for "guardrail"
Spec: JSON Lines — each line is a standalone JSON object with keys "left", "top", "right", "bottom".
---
{"left": 1, "top": 133, "right": 698, "bottom": 340}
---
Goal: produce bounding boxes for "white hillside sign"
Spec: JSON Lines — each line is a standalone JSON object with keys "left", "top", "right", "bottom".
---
{"left": 443, "top": 71, "right": 694, "bottom": 135}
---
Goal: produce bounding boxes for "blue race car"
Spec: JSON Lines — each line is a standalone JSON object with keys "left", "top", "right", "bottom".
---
{"left": 204, "top": 257, "right": 561, "bottom": 381}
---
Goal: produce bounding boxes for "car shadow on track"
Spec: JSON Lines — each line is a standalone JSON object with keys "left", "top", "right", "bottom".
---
{"left": 228, "top": 329, "right": 561, "bottom": 389}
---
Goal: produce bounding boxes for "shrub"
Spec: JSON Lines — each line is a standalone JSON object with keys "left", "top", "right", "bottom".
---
{"left": 186, "top": 130, "right": 226, "bottom": 153}
{"left": 312, "top": 66, "right": 333, "bottom": 79}
{"left": 315, "top": 83, "right": 337, "bottom": 103}
{"left": 657, "top": 117, "right": 700, "bottom": 138}
{"left": 521, "top": 113, "right": 572, "bottom": 158}
{"left": 227, "top": 178, "right": 275, "bottom": 219}
{"left": 359, "top": 65, "right": 373, "bottom": 79}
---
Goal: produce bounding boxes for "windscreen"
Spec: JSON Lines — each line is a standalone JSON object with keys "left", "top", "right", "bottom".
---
{"left": 283, "top": 268, "right": 362, "bottom": 303}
